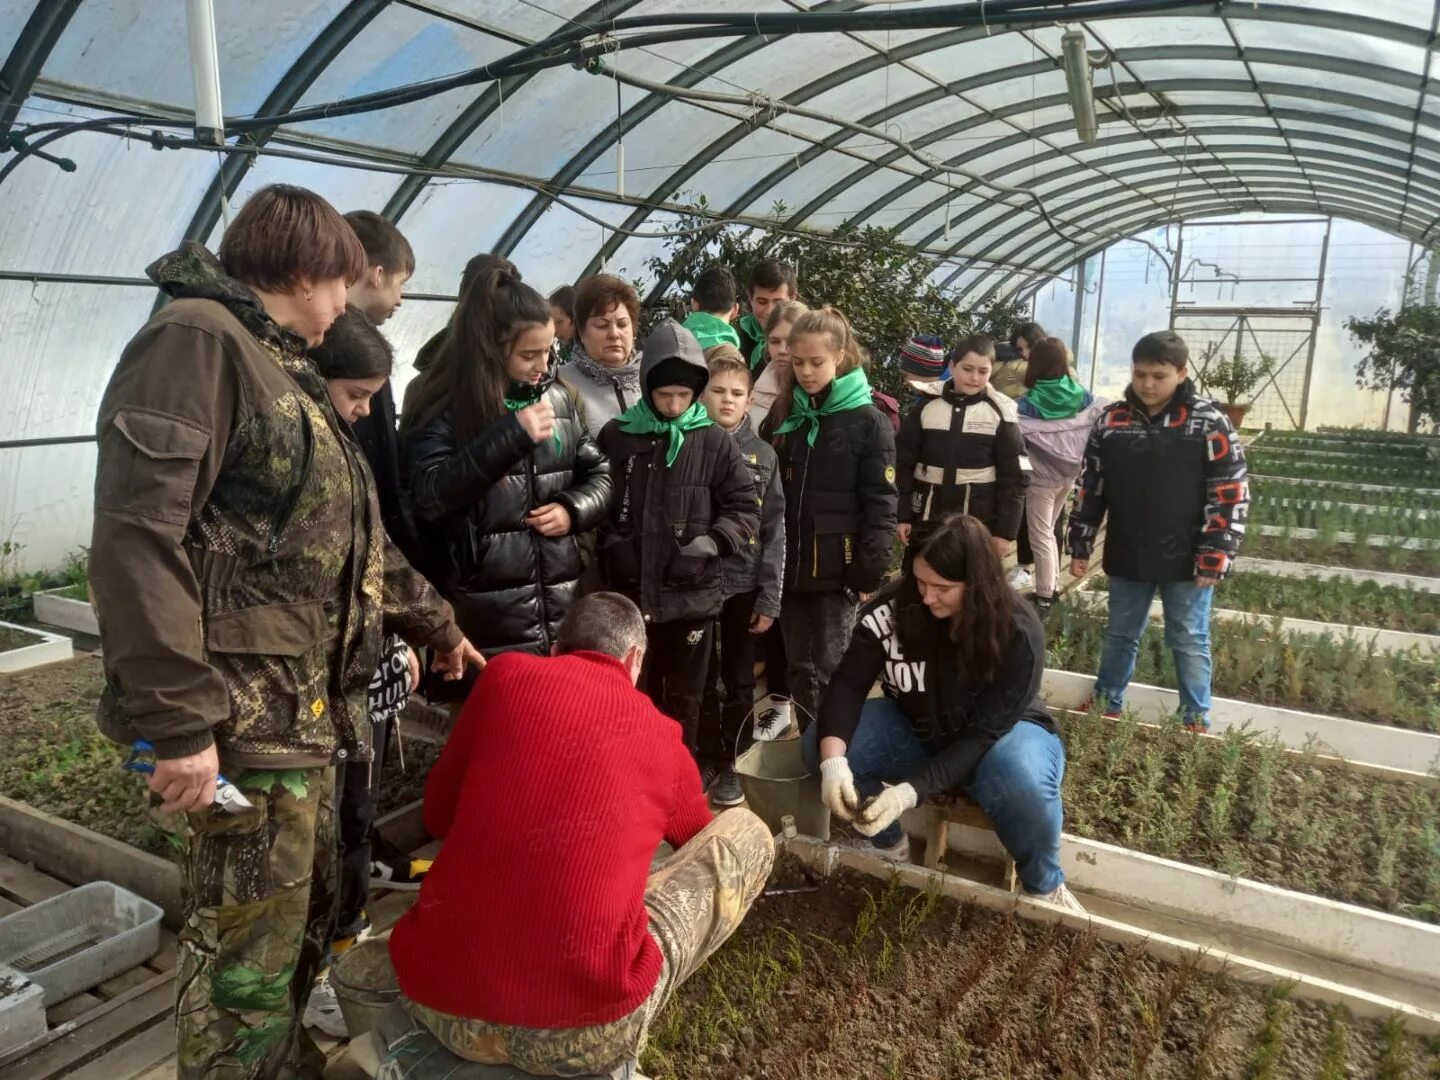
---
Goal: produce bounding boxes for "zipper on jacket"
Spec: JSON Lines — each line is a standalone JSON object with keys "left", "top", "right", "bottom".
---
{"left": 268, "top": 409, "right": 315, "bottom": 558}
{"left": 525, "top": 452, "right": 552, "bottom": 651}
{"left": 789, "top": 437, "right": 812, "bottom": 590}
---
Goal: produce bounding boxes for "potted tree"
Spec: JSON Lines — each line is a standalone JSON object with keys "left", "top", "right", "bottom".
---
{"left": 1196, "top": 342, "right": 1274, "bottom": 428}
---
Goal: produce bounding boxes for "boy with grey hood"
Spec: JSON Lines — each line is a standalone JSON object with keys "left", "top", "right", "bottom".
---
{"left": 597, "top": 320, "right": 760, "bottom": 756}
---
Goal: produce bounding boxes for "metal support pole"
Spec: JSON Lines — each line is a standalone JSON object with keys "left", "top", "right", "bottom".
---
{"left": 1070, "top": 251, "right": 1088, "bottom": 363}
{"left": 1297, "top": 217, "right": 1333, "bottom": 432}
{"left": 1088, "top": 246, "right": 1108, "bottom": 393}
{"left": 185, "top": 0, "right": 225, "bottom": 146}
{"left": 1168, "top": 226, "right": 1185, "bottom": 330}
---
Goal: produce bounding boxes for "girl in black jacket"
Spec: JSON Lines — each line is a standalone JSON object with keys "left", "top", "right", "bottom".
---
{"left": 401, "top": 265, "right": 612, "bottom": 662}
{"left": 763, "top": 307, "right": 897, "bottom": 731}
{"left": 804, "top": 513, "right": 1080, "bottom": 910}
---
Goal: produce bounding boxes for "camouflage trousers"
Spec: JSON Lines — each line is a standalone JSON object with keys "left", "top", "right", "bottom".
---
{"left": 175, "top": 766, "right": 338, "bottom": 1079}
{"left": 403, "top": 808, "right": 775, "bottom": 1078}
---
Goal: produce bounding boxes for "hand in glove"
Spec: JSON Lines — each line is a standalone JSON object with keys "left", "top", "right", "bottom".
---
{"left": 819, "top": 757, "right": 861, "bottom": 821}
{"left": 678, "top": 534, "right": 719, "bottom": 558}
{"left": 854, "top": 783, "right": 918, "bottom": 837}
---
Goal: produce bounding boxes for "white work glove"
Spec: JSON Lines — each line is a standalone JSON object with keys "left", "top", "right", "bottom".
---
{"left": 855, "top": 783, "right": 918, "bottom": 837}
{"left": 819, "top": 757, "right": 861, "bottom": 821}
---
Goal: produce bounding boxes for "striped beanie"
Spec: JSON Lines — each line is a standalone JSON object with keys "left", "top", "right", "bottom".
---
{"left": 899, "top": 334, "right": 948, "bottom": 379}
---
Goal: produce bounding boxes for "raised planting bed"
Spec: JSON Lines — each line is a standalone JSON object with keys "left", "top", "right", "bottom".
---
{"left": 1249, "top": 454, "right": 1440, "bottom": 488}
{"left": 31, "top": 587, "right": 98, "bottom": 637}
{"left": 1053, "top": 712, "right": 1440, "bottom": 923}
{"left": 1253, "top": 475, "right": 1440, "bottom": 510}
{"left": 641, "top": 852, "right": 1440, "bottom": 1079}
{"left": 0, "top": 622, "right": 72, "bottom": 675}
{"left": 1251, "top": 501, "right": 1440, "bottom": 539}
{"left": 1045, "top": 603, "right": 1440, "bottom": 733}
{"left": 1255, "top": 439, "right": 1436, "bottom": 461}
{"left": 1241, "top": 555, "right": 1440, "bottom": 594}
{"left": 1244, "top": 532, "right": 1440, "bottom": 576}
{"left": 1177, "top": 570, "right": 1440, "bottom": 635}
{"left": 1253, "top": 525, "right": 1440, "bottom": 551}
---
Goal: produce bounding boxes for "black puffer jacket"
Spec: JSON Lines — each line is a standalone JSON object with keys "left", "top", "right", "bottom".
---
{"left": 596, "top": 321, "right": 759, "bottom": 625}
{"left": 766, "top": 390, "right": 898, "bottom": 595}
{"left": 403, "top": 372, "right": 612, "bottom": 656}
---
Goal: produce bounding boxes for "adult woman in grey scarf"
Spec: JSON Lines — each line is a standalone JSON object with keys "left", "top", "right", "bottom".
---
{"left": 559, "top": 274, "right": 644, "bottom": 431}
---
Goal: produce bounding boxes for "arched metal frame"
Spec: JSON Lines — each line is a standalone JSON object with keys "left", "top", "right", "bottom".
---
{"left": 4, "top": 1, "right": 1437, "bottom": 303}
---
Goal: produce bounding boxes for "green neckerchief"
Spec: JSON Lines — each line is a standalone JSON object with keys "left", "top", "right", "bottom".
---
{"left": 682, "top": 311, "right": 740, "bottom": 352}
{"left": 738, "top": 312, "right": 766, "bottom": 369}
{"left": 616, "top": 397, "right": 713, "bottom": 467}
{"left": 504, "top": 381, "right": 562, "bottom": 453}
{"left": 1024, "top": 375, "right": 1089, "bottom": 420}
{"left": 774, "top": 366, "right": 873, "bottom": 446}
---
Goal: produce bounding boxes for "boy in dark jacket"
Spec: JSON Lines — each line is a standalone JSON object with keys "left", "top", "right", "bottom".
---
{"left": 682, "top": 265, "right": 742, "bottom": 352}
{"left": 698, "top": 346, "right": 785, "bottom": 805}
{"left": 597, "top": 321, "right": 760, "bottom": 755}
{"left": 896, "top": 333, "right": 1031, "bottom": 557}
{"left": 1068, "top": 330, "right": 1249, "bottom": 729}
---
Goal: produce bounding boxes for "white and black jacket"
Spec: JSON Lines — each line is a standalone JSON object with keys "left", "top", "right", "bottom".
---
{"left": 819, "top": 582, "right": 1056, "bottom": 802}
{"left": 896, "top": 382, "right": 1031, "bottom": 540}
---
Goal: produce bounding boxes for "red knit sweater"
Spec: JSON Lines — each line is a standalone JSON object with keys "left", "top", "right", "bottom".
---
{"left": 388, "top": 650, "right": 713, "bottom": 1027}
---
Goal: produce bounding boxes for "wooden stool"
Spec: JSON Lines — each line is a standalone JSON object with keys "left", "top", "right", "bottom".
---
{"left": 924, "top": 797, "right": 1019, "bottom": 893}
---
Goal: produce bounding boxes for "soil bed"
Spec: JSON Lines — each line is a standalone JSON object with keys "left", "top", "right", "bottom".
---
{"left": 1200, "top": 571, "right": 1440, "bottom": 635}
{"left": 0, "top": 624, "right": 42, "bottom": 651}
{"left": 1253, "top": 476, "right": 1440, "bottom": 511}
{"left": 644, "top": 858, "right": 1440, "bottom": 1079}
{"left": 1058, "top": 711, "right": 1440, "bottom": 923}
{"left": 1248, "top": 454, "right": 1438, "bottom": 487}
{"left": 0, "top": 655, "right": 439, "bottom": 858}
{"left": 1242, "top": 533, "right": 1440, "bottom": 577}
{"left": 1047, "top": 603, "right": 1440, "bottom": 732}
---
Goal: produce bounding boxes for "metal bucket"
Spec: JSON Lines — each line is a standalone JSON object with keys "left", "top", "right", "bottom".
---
{"left": 734, "top": 738, "right": 830, "bottom": 840}
{"left": 329, "top": 937, "right": 400, "bottom": 1040}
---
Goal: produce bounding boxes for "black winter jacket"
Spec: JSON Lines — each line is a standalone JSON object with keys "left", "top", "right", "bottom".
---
{"left": 403, "top": 373, "right": 613, "bottom": 656}
{"left": 896, "top": 382, "right": 1031, "bottom": 540}
{"left": 722, "top": 416, "right": 785, "bottom": 618}
{"left": 820, "top": 581, "right": 1055, "bottom": 802}
{"left": 1068, "top": 379, "right": 1248, "bottom": 582}
{"left": 765, "top": 390, "right": 898, "bottom": 596}
{"left": 351, "top": 380, "right": 426, "bottom": 572}
{"left": 596, "top": 321, "right": 759, "bottom": 625}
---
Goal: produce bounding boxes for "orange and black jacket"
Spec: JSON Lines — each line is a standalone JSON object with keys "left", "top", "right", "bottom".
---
{"left": 1068, "top": 379, "right": 1249, "bottom": 582}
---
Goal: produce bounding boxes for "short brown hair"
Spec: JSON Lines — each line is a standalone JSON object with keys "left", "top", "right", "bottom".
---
{"left": 220, "top": 185, "right": 366, "bottom": 293}
{"left": 1024, "top": 336, "right": 1072, "bottom": 387}
{"left": 705, "top": 345, "right": 752, "bottom": 387}
{"left": 1133, "top": 330, "right": 1189, "bottom": 369}
{"left": 574, "top": 273, "right": 640, "bottom": 330}
{"left": 950, "top": 333, "right": 996, "bottom": 364}
{"left": 344, "top": 210, "right": 415, "bottom": 277}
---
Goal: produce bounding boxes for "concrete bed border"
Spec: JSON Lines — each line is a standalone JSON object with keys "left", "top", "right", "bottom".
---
{"left": 1250, "top": 473, "right": 1440, "bottom": 499}
{"left": 0, "top": 621, "right": 72, "bottom": 673}
{"left": 1237, "top": 556, "right": 1440, "bottom": 594}
{"left": 1040, "top": 669, "right": 1440, "bottom": 780}
{"left": 782, "top": 836, "right": 1440, "bottom": 1035}
{"left": 31, "top": 588, "right": 99, "bottom": 637}
{"left": 1253, "top": 523, "right": 1440, "bottom": 551}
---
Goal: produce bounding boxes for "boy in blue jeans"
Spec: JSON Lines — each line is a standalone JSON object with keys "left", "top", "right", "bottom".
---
{"left": 1067, "top": 330, "right": 1248, "bottom": 729}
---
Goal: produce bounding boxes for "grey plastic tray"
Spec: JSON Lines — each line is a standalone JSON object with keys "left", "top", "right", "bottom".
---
{"left": 0, "top": 882, "right": 162, "bottom": 1005}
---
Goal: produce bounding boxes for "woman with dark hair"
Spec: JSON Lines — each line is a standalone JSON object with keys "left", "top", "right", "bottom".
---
{"left": 90, "top": 184, "right": 477, "bottom": 1075}
{"left": 1017, "top": 338, "right": 1106, "bottom": 611}
{"left": 559, "top": 273, "right": 644, "bottom": 430}
{"left": 803, "top": 514, "right": 1080, "bottom": 910}
{"left": 401, "top": 265, "right": 613, "bottom": 662}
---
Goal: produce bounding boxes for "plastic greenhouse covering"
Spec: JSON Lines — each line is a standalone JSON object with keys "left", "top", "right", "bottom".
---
{"left": 1, "top": 0, "right": 1438, "bottom": 568}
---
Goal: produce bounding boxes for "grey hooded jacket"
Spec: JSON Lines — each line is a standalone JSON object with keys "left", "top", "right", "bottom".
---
{"left": 721, "top": 414, "right": 785, "bottom": 618}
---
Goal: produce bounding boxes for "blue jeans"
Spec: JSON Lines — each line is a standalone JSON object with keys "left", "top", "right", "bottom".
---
{"left": 1094, "top": 576, "right": 1213, "bottom": 723}
{"left": 802, "top": 697, "right": 1066, "bottom": 894}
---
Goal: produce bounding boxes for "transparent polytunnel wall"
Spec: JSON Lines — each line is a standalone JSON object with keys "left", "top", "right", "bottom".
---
{"left": 2, "top": 0, "right": 1438, "bottom": 571}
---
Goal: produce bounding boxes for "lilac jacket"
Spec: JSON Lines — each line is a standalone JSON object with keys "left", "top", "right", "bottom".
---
{"left": 1018, "top": 398, "right": 1110, "bottom": 487}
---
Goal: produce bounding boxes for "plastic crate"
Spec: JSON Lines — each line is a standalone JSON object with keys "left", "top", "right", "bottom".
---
{"left": 0, "top": 882, "right": 162, "bottom": 1006}
{"left": 0, "top": 964, "right": 45, "bottom": 1057}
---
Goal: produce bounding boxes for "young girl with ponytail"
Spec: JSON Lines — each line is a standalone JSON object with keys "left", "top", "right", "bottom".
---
{"left": 804, "top": 513, "right": 1080, "bottom": 911}
{"left": 763, "top": 307, "right": 897, "bottom": 729}
{"left": 401, "top": 265, "right": 612, "bottom": 661}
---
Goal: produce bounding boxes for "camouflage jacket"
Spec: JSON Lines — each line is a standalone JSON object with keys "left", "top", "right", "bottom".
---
{"left": 91, "top": 244, "right": 461, "bottom": 767}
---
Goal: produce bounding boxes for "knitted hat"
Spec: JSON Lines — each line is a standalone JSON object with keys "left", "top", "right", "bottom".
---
{"left": 899, "top": 334, "right": 948, "bottom": 379}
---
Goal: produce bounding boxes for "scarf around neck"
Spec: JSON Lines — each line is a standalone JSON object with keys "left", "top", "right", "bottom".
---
{"left": 568, "top": 339, "right": 641, "bottom": 394}
{"left": 1023, "top": 375, "right": 1090, "bottom": 420}
{"left": 774, "top": 366, "right": 873, "bottom": 446}
{"left": 617, "top": 398, "right": 713, "bottom": 467}
{"left": 683, "top": 311, "right": 740, "bottom": 351}
{"left": 738, "top": 312, "right": 767, "bottom": 369}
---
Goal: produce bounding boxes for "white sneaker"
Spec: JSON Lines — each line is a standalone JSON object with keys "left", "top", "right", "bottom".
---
{"left": 303, "top": 969, "right": 349, "bottom": 1038}
{"left": 1007, "top": 566, "right": 1034, "bottom": 592}
{"left": 1031, "top": 882, "right": 1086, "bottom": 913}
{"left": 753, "top": 700, "right": 793, "bottom": 742}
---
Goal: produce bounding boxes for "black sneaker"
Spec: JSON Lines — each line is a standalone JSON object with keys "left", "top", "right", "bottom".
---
{"left": 710, "top": 768, "right": 745, "bottom": 807}
{"left": 699, "top": 763, "right": 722, "bottom": 793}
{"left": 369, "top": 834, "right": 431, "bottom": 891}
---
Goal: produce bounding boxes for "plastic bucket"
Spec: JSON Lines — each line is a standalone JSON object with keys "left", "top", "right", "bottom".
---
{"left": 330, "top": 937, "right": 400, "bottom": 1040}
{"left": 734, "top": 739, "right": 830, "bottom": 840}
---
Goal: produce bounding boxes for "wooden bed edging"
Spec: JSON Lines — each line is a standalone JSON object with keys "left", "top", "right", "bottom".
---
{"left": 781, "top": 836, "right": 1440, "bottom": 1035}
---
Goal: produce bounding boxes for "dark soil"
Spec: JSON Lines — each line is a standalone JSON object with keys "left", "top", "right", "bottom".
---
{"left": 0, "top": 625, "right": 42, "bottom": 651}
{"left": 644, "top": 859, "right": 1440, "bottom": 1079}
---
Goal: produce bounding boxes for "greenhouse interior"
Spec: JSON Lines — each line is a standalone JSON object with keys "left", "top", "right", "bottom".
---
{"left": 2, "top": 1, "right": 1440, "bottom": 1078}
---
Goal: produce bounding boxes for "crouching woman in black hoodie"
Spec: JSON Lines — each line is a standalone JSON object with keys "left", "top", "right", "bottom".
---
{"left": 802, "top": 513, "right": 1082, "bottom": 911}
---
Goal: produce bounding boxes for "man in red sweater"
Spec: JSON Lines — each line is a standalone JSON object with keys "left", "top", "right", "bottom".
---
{"left": 388, "top": 592, "right": 775, "bottom": 1077}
